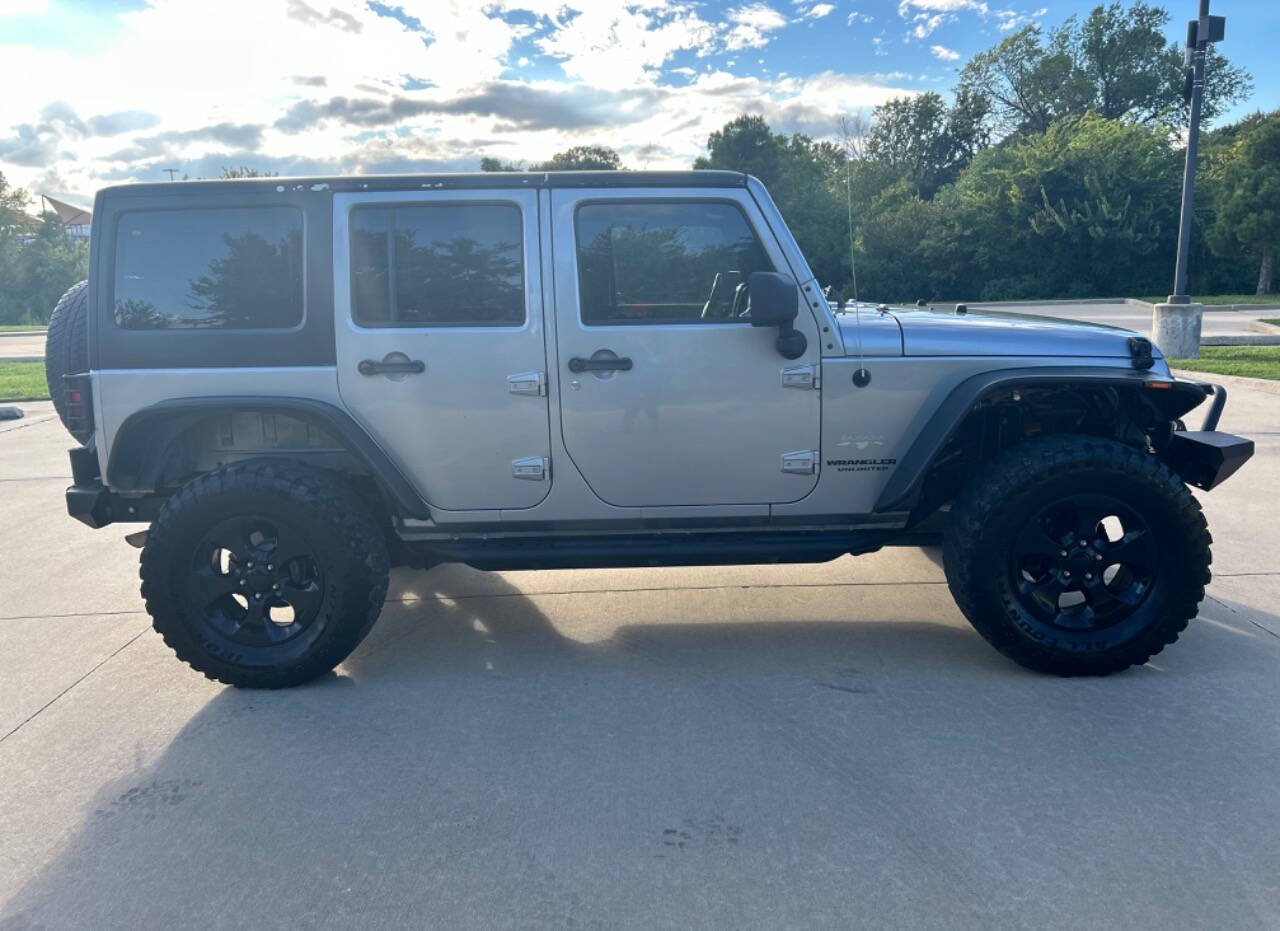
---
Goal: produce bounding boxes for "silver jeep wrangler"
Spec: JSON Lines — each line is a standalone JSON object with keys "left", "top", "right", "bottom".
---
{"left": 48, "top": 170, "right": 1253, "bottom": 687}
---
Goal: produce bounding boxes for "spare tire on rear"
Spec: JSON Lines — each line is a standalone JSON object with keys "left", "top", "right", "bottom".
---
{"left": 44, "top": 280, "right": 90, "bottom": 443}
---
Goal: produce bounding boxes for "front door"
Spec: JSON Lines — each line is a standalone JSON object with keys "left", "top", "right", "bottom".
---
{"left": 334, "top": 190, "right": 551, "bottom": 512}
{"left": 551, "top": 191, "right": 822, "bottom": 508}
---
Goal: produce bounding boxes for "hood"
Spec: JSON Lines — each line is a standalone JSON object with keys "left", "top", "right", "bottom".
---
{"left": 888, "top": 307, "right": 1142, "bottom": 358}
{"left": 832, "top": 306, "right": 905, "bottom": 356}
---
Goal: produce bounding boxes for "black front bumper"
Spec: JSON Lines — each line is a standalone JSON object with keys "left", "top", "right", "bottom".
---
{"left": 1160, "top": 381, "right": 1253, "bottom": 491}
{"left": 1163, "top": 430, "right": 1253, "bottom": 490}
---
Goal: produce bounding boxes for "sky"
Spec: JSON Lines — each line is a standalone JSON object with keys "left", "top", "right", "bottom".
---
{"left": 1, "top": 0, "right": 1276, "bottom": 207}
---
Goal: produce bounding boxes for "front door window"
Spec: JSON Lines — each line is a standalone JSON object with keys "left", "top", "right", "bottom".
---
{"left": 575, "top": 202, "right": 772, "bottom": 325}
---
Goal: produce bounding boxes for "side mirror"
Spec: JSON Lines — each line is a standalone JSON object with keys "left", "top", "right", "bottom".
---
{"left": 747, "top": 271, "right": 807, "bottom": 360}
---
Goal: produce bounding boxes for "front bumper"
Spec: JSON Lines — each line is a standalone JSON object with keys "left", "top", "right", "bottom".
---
{"left": 1160, "top": 381, "right": 1253, "bottom": 491}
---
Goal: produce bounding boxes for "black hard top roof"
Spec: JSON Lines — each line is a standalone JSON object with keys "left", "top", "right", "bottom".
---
{"left": 101, "top": 169, "right": 749, "bottom": 197}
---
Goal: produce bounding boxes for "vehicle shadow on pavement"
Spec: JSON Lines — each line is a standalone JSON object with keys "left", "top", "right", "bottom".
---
{"left": 4, "top": 566, "right": 1280, "bottom": 929}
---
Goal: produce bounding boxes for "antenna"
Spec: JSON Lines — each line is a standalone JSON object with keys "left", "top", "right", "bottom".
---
{"left": 845, "top": 154, "right": 870, "bottom": 387}
{"left": 162, "top": 168, "right": 179, "bottom": 181}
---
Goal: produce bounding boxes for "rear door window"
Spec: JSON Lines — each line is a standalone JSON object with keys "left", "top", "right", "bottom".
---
{"left": 349, "top": 203, "right": 524, "bottom": 327}
{"left": 113, "top": 206, "right": 304, "bottom": 329}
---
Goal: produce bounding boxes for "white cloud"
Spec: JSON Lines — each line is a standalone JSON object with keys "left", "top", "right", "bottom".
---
{"left": 0, "top": 0, "right": 49, "bottom": 16}
{"left": 0, "top": 0, "right": 923, "bottom": 197}
{"left": 898, "top": 0, "right": 987, "bottom": 39}
{"left": 993, "top": 6, "right": 1049, "bottom": 31}
{"left": 801, "top": 3, "right": 836, "bottom": 19}
{"left": 724, "top": 3, "right": 788, "bottom": 50}
{"left": 847, "top": 10, "right": 874, "bottom": 25}
{"left": 898, "top": 0, "right": 988, "bottom": 12}
{"left": 911, "top": 12, "right": 951, "bottom": 38}
{"left": 930, "top": 44, "right": 960, "bottom": 60}
{"left": 535, "top": 2, "right": 719, "bottom": 89}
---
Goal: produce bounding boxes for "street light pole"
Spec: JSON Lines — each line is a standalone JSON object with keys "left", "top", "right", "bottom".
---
{"left": 1154, "top": 0, "right": 1225, "bottom": 359}
{"left": 1169, "top": 0, "right": 1212, "bottom": 304}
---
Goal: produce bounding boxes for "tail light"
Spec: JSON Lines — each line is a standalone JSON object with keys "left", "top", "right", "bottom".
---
{"left": 62, "top": 373, "right": 94, "bottom": 439}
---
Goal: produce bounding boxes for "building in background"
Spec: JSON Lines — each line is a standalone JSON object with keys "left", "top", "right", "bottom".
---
{"left": 39, "top": 195, "right": 92, "bottom": 240}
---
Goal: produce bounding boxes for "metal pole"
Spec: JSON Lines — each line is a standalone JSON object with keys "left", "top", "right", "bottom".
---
{"left": 1169, "top": 0, "right": 1210, "bottom": 304}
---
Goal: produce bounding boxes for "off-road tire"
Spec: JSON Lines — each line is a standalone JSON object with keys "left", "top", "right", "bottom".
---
{"left": 44, "top": 280, "right": 90, "bottom": 442}
{"left": 141, "top": 460, "right": 390, "bottom": 688}
{"left": 943, "top": 434, "right": 1211, "bottom": 676}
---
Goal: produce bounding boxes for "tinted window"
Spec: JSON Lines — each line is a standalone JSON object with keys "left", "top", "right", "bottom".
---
{"left": 350, "top": 204, "right": 524, "bottom": 326}
{"left": 575, "top": 202, "right": 772, "bottom": 325}
{"left": 114, "top": 207, "right": 303, "bottom": 329}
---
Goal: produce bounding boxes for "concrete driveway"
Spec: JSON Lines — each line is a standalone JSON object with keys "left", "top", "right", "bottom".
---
{"left": 1, "top": 377, "right": 1278, "bottom": 929}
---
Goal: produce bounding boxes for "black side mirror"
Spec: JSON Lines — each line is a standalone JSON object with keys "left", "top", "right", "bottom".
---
{"left": 747, "top": 271, "right": 806, "bottom": 360}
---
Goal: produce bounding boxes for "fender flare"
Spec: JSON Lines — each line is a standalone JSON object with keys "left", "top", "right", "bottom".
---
{"left": 873, "top": 366, "right": 1210, "bottom": 514}
{"left": 106, "top": 396, "right": 430, "bottom": 518}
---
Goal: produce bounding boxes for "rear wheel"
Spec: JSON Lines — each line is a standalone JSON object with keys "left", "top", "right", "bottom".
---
{"left": 943, "top": 435, "right": 1211, "bottom": 675}
{"left": 141, "top": 460, "right": 389, "bottom": 688}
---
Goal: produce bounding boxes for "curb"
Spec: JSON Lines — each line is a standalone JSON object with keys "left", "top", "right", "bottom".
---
{"left": 1201, "top": 335, "right": 1280, "bottom": 347}
{"left": 0, "top": 330, "right": 46, "bottom": 338}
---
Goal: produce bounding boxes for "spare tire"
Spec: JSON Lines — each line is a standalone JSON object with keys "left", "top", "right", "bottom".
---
{"left": 44, "top": 280, "right": 90, "bottom": 443}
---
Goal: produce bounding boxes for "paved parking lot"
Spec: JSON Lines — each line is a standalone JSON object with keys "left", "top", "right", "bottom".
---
{"left": 2, "top": 377, "right": 1278, "bottom": 929}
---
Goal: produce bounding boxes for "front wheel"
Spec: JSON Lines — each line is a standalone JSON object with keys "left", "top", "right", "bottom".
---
{"left": 943, "top": 435, "right": 1212, "bottom": 676}
{"left": 140, "top": 460, "right": 389, "bottom": 688}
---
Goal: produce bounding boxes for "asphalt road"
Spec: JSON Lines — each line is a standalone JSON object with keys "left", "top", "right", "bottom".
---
{"left": 2, "top": 378, "right": 1279, "bottom": 929}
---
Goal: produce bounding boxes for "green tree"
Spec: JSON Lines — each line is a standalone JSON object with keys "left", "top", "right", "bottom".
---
{"left": 866, "top": 90, "right": 990, "bottom": 197}
{"left": 695, "top": 115, "right": 849, "bottom": 289}
{"left": 959, "top": 3, "right": 1251, "bottom": 135}
{"left": 0, "top": 171, "right": 32, "bottom": 234}
{"left": 219, "top": 166, "right": 279, "bottom": 178}
{"left": 480, "top": 146, "right": 623, "bottom": 172}
{"left": 479, "top": 156, "right": 523, "bottom": 172}
{"left": 856, "top": 179, "right": 948, "bottom": 302}
{"left": 1209, "top": 112, "right": 1280, "bottom": 294}
{"left": 959, "top": 24, "right": 1091, "bottom": 135}
{"left": 0, "top": 172, "right": 88, "bottom": 325}
{"left": 534, "top": 145, "right": 624, "bottom": 171}
{"left": 937, "top": 114, "right": 1182, "bottom": 298}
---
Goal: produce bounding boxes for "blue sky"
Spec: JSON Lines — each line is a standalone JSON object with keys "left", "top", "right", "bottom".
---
{"left": 1, "top": 0, "right": 1275, "bottom": 204}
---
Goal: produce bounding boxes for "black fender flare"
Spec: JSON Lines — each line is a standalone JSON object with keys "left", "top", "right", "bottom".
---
{"left": 106, "top": 397, "right": 430, "bottom": 518}
{"left": 874, "top": 366, "right": 1211, "bottom": 514}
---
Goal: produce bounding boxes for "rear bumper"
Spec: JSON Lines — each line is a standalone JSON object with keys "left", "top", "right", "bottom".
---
{"left": 65, "top": 445, "right": 161, "bottom": 528}
{"left": 66, "top": 481, "right": 163, "bottom": 528}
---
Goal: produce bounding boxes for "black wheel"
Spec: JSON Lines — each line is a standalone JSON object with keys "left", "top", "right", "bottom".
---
{"left": 943, "top": 434, "right": 1212, "bottom": 676}
{"left": 44, "top": 280, "right": 89, "bottom": 443}
{"left": 141, "top": 460, "right": 390, "bottom": 688}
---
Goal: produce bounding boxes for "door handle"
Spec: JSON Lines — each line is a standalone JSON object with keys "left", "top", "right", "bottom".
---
{"left": 358, "top": 358, "right": 425, "bottom": 376}
{"left": 568, "top": 356, "right": 633, "bottom": 373}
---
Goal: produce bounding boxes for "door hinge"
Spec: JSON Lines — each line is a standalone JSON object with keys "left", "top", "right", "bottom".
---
{"left": 507, "top": 371, "right": 547, "bottom": 397}
{"left": 781, "top": 363, "right": 820, "bottom": 390}
{"left": 512, "top": 456, "right": 549, "bottom": 481}
{"left": 780, "top": 450, "right": 818, "bottom": 475}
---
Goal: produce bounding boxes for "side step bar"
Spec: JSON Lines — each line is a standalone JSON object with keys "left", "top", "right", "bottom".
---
{"left": 409, "top": 530, "right": 894, "bottom": 572}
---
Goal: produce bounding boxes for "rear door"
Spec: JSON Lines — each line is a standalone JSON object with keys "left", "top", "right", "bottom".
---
{"left": 333, "top": 190, "right": 551, "bottom": 512}
{"left": 550, "top": 189, "right": 822, "bottom": 508}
